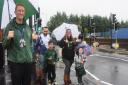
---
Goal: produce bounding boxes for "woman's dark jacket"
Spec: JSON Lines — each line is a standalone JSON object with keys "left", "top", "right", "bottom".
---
{"left": 59, "top": 38, "right": 76, "bottom": 61}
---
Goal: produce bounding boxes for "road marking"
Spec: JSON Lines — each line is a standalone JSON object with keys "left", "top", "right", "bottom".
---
{"left": 94, "top": 54, "right": 128, "bottom": 62}
{"left": 85, "top": 69, "right": 99, "bottom": 81}
{"left": 101, "top": 80, "right": 113, "bottom": 85}
{"left": 85, "top": 69, "right": 113, "bottom": 85}
{"left": 71, "top": 65, "right": 113, "bottom": 85}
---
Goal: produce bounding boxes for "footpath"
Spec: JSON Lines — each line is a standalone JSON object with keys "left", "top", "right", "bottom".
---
{"left": 97, "top": 45, "right": 128, "bottom": 55}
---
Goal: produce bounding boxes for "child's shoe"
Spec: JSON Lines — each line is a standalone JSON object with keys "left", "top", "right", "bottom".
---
{"left": 48, "top": 80, "right": 52, "bottom": 85}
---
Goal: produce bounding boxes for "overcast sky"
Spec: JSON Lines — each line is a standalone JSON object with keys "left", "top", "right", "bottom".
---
{"left": 36, "top": 0, "right": 128, "bottom": 26}
{"left": 2, "top": 0, "right": 128, "bottom": 28}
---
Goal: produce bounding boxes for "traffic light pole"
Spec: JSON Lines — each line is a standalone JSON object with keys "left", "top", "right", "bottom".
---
{"left": 110, "top": 14, "right": 119, "bottom": 49}
{"left": 89, "top": 28, "right": 92, "bottom": 45}
{"left": 110, "top": 27, "right": 113, "bottom": 48}
{"left": 90, "top": 18, "right": 95, "bottom": 45}
{"left": 93, "top": 27, "right": 96, "bottom": 43}
{"left": 114, "top": 23, "right": 118, "bottom": 44}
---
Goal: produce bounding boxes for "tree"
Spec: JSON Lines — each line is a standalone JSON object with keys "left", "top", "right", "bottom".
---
{"left": 47, "top": 12, "right": 68, "bottom": 31}
{"left": 47, "top": 12, "right": 128, "bottom": 34}
{"left": 68, "top": 14, "right": 80, "bottom": 25}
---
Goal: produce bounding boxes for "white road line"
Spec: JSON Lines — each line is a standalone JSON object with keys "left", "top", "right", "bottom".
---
{"left": 101, "top": 80, "right": 113, "bottom": 85}
{"left": 94, "top": 54, "right": 128, "bottom": 62}
{"left": 71, "top": 66, "right": 113, "bottom": 85}
{"left": 85, "top": 69, "right": 113, "bottom": 85}
{"left": 85, "top": 69, "right": 100, "bottom": 81}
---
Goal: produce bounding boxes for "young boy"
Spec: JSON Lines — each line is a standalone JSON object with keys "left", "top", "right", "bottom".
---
{"left": 74, "top": 47, "right": 86, "bottom": 85}
{"left": 45, "top": 40, "right": 58, "bottom": 85}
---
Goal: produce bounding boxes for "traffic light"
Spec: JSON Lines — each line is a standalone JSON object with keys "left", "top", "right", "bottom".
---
{"left": 112, "top": 14, "right": 117, "bottom": 23}
{"left": 37, "top": 19, "right": 42, "bottom": 27}
{"left": 90, "top": 18, "right": 95, "bottom": 27}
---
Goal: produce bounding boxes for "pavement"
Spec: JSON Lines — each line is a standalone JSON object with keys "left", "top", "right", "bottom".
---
{"left": 0, "top": 61, "right": 108, "bottom": 85}
{"left": 97, "top": 45, "right": 128, "bottom": 55}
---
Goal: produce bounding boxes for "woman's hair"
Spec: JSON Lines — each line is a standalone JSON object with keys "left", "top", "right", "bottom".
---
{"left": 63, "top": 29, "right": 73, "bottom": 41}
{"left": 78, "top": 34, "right": 84, "bottom": 40}
{"left": 76, "top": 47, "right": 84, "bottom": 56}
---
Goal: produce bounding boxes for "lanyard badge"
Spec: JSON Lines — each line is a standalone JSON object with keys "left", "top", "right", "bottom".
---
{"left": 20, "top": 38, "right": 26, "bottom": 48}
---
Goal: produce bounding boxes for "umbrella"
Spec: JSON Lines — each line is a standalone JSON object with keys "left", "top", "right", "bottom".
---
{"left": 0, "top": 0, "right": 38, "bottom": 29}
{"left": 76, "top": 41, "right": 93, "bottom": 56}
{"left": 52, "top": 23, "right": 80, "bottom": 41}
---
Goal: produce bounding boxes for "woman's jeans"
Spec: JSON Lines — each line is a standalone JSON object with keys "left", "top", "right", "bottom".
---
{"left": 63, "top": 58, "right": 73, "bottom": 75}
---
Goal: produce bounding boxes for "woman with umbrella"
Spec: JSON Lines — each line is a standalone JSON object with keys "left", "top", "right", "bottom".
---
{"left": 59, "top": 29, "right": 76, "bottom": 85}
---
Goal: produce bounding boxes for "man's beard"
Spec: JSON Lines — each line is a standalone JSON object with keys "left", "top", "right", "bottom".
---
{"left": 44, "top": 33, "right": 48, "bottom": 36}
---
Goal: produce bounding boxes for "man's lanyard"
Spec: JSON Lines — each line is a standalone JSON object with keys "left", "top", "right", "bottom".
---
{"left": 18, "top": 28, "right": 25, "bottom": 39}
{"left": 18, "top": 28, "right": 26, "bottom": 48}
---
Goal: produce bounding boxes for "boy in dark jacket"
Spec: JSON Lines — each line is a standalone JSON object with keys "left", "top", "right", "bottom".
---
{"left": 45, "top": 40, "right": 58, "bottom": 85}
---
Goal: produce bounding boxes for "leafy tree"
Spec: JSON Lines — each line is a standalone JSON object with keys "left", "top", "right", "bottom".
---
{"left": 47, "top": 12, "right": 68, "bottom": 31}
{"left": 68, "top": 14, "right": 80, "bottom": 25}
{"left": 47, "top": 12, "right": 128, "bottom": 33}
